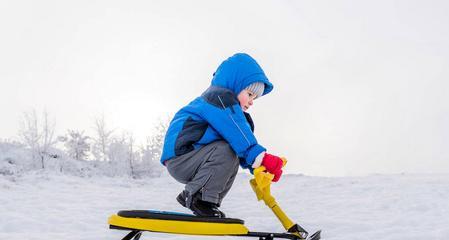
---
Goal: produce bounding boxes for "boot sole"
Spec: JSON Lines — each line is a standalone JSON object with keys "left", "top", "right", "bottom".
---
{"left": 176, "top": 193, "right": 187, "bottom": 208}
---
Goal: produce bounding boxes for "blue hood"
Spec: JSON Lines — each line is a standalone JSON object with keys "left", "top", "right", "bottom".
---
{"left": 211, "top": 53, "right": 273, "bottom": 96}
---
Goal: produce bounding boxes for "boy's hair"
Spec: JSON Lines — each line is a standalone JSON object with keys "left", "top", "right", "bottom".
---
{"left": 245, "top": 82, "right": 265, "bottom": 98}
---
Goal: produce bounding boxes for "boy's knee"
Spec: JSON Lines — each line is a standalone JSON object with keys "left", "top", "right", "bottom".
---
{"left": 212, "top": 141, "right": 238, "bottom": 165}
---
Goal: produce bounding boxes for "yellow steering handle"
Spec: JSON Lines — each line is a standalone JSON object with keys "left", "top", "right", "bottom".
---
{"left": 250, "top": 157, "right": 305, "bottom": 237}
{"left": 250, "top": 157, "right": 309, "bottom": 239}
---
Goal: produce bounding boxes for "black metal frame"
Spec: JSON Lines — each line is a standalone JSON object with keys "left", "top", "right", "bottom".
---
{"left": 110, "top": 225, "right": 321, "bottom": 240}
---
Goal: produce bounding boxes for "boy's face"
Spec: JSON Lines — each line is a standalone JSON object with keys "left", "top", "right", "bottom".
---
{"left": 237, "top": 89, "right": 258, "bottom": 112}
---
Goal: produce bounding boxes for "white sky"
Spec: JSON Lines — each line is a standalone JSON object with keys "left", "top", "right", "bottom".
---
{"left": 1, "top": 0, "right": 448, "bottom": 176}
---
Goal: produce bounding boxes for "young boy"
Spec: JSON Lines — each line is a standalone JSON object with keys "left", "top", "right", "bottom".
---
{"left": 160, "top": 53, "right": 284, "bottom": 218}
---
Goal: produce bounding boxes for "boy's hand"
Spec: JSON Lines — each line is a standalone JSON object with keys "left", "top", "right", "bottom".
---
{"left": 261, "top": 153, "right": 284, "bottom": 182}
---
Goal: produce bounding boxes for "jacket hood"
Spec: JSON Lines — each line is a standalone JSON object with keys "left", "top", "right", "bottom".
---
{"left": 211, "top": 53, "right": 273, "bottom": 96}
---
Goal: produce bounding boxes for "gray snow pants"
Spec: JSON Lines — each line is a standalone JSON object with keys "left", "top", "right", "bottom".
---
{"left": 165, "top": 140, "right": 239, "bottom": 206}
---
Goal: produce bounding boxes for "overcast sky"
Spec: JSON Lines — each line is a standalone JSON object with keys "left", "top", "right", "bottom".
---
{"left": 1, "top": 0, "right": 448, "bottom": 176}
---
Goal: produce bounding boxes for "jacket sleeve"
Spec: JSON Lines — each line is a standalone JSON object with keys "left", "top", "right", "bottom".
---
{"left": 199, "top": 88, "right": 266, "bottom": 167}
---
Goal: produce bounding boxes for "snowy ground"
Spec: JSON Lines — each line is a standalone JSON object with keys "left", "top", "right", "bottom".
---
{"left": 1, "top": 172, "right": 448, "bottom": 240}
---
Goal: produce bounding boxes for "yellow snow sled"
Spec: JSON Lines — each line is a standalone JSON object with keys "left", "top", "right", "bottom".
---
{"left": 108, "top": 158, "right": 321, "bottom": 240}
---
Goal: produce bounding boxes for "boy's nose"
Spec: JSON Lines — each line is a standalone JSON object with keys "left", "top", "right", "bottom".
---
{"left": 248, "top": 100, "right": 253, "bottom": 106}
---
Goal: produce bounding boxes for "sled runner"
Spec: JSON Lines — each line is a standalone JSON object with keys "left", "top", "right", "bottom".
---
{"left": 108, "top": 159, "right": 321, "bottom": 240}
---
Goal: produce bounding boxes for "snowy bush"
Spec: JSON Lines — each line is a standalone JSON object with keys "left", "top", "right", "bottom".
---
{"left": 0, "top": 140, "right": 32, "bottom": 175}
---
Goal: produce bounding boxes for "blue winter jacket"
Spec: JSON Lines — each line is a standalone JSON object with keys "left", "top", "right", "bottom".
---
{"left": 160, "top": 53, "right": 274, "bottom": 169}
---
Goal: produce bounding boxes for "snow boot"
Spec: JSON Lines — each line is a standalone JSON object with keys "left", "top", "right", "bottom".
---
{"left": 176, "top": 190, "right": 226, "bottom": 218}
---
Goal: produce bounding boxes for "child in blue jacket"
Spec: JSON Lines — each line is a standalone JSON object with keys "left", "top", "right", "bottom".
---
{"left": 160, "top": 53, "right": 284, "bottom": 218}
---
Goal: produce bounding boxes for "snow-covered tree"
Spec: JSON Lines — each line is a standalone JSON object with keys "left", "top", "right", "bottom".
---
{"left": 146, "top": 120, "right": 169, "bottom": 162}
{"left": 106, "top": 134, "right": 129, "bottom": 176}
{"left": 140, "top": 119, "right": 169, "bottom": 177}
{"left": 59, "top": 130, "right": 90, "bottom": 161}
{"left": 18, "top": 109, "right": 57, "bottom": 169}
{"left": 92, "top": 114, "right": 114, "bottom": 162}
{"left": 126, "top": 133, "right": 139, "bottom": 178}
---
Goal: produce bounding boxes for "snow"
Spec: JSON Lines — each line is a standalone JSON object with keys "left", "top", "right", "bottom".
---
{"left": 1, "top": 172, "right": 448, "bottom": 240}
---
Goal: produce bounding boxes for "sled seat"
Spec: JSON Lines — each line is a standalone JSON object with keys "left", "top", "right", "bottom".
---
{"left": 109, "top": 210, "right": 249, "bottom": 235}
